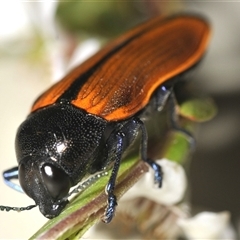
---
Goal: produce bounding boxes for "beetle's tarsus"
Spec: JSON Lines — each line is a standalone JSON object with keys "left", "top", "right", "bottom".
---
{"left": 145, "top": 158, "right": 163, "bottom": 188}
{"left": 103, "top": 194, "right": 117, "bottom": 223}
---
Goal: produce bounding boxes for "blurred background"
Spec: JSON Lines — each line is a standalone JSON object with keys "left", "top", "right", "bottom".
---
{"left": 0, "top": 1, "right": 240, "bottom": 239}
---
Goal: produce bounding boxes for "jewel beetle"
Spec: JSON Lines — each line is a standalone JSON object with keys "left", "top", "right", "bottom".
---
{"left": 1, "top": 14, "right": 210, "bottom": 223}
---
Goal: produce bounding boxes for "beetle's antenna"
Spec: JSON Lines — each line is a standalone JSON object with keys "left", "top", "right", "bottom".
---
{"left": 0, "top": 204, "right": 37, "bottom": 212}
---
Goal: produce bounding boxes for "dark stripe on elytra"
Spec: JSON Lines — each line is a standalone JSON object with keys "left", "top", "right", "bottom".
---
{"left": 55, "top": 18, "right": 168, "bottom": 105}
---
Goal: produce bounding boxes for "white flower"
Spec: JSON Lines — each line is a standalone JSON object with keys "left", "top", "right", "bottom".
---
{"left": 178, "top": 211, "right": 236, "bottom": 239}
{"left": 121, "top": 158, "right": 187, "bottom": 205}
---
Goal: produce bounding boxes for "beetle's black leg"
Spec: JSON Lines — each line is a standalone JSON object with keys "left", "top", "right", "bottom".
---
{"left": 155, "top": 86, "right": 195, "bottom": 147}
{"left": 103, "top": 117, "right": 163, "bottom": 222}
{"left": 168, "top": 91, "right": 195, "bottom": 148}
{"left": 103, "top": 132, "right": 124, "bottom": 223}
{"left": 3, "top": 166, "right": 24, "bottom": 193}
{"left": 154, "top": 85, "right": 171, "bottom": 111}
{"left": 135, "top": 118, "right": 163, "bottom": 188}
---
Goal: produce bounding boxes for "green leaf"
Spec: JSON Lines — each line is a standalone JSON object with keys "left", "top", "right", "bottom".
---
{"left": 163, "top": 131, "right": 192, "bottom": 163}
{"left": 179, "top": 98, "right": 217, "bottom": 122}
{"left": 56, "top": 2, "right": 147, "bottom": 38}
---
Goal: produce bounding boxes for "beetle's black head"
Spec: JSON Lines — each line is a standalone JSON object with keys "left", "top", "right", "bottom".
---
{"left": 18, "top": 156, "right": 71, "bottom": 218}
{"left": 15, "top": 104, "right": 107, "bottom": 218}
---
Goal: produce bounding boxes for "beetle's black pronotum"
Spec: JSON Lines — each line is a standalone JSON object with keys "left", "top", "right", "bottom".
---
{"left": 1, "top": 14, "right": 210, "bottom": 223}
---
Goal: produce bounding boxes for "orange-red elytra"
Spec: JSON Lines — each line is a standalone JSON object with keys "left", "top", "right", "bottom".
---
{"left": 1, "top": 14, "right": 210, "bottom": 223}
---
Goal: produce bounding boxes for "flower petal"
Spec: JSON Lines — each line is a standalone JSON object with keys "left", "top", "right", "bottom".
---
{"left": 121, "top": 158, "right": 187, "bottom": 205}
{"left": 178, "top": 211, "right": 236, "bottom": 239}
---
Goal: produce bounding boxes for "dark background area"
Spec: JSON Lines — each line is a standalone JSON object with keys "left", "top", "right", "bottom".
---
{"left": 190, "top": 85, "right": 240, "bottom": 223}
{"left": 190, "top": 90, "right": 240, "bottom": 221}
{"left": 184, "top": 2, "right": 240, "bottom": 230}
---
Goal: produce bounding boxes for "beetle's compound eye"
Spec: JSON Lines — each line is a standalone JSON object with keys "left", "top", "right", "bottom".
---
{"left": 41, "top": 163, "right": 71, "bottom": 200}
